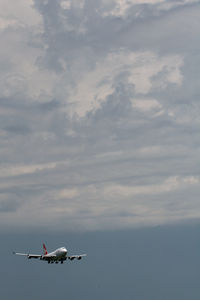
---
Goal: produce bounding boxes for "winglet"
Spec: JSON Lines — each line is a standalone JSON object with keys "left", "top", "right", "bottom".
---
{"left": 43, "top": 243, "right": 48, "bottom": 255}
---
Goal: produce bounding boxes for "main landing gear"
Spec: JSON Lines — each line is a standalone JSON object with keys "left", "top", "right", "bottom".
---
{"left": 47, "top": 260, "right": 63, "bottom": 264}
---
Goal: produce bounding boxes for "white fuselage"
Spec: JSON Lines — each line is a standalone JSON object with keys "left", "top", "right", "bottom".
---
{"left": 43, "top": 247, "right": 67, "bottom": 261}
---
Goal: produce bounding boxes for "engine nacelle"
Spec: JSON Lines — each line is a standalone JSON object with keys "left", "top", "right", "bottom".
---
{"left": 77, "top": 256, "right": 82, "bottom": 260}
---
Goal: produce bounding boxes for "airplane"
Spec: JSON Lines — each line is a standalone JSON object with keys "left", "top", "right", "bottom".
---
{"left": 13, "top": 243, "right": 87, "bottom": 264}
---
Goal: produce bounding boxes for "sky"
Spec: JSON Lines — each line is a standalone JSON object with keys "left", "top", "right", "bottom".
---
{"left": 0, "top": 0, "right": 200, "bottom": 231}
{"left": 0, "top": 0, "right": 200, "bottom": 299}
{"left": 2, "top": 224, "right": 200, "bottom": 299}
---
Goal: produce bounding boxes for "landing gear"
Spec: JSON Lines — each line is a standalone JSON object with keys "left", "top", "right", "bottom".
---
{"left": 61, "top": 261, "right": 63, "bottom": 264}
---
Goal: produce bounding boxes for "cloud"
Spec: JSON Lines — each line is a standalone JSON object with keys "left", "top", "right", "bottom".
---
{"left": 0, "top": 0, "right": 41, "bottom": 29}
{"left": 104, "top": 176, "right": 200, "bottom": 198}
{"left": 0, "top": 0, "right": 200, "bottom": 231}
{"left": 66, "top": 51, "right": 183, "bottom": 118}
{"left": 0, "top": 162, "right": 61, "bottom": 178}
{"left": 131, "top": 98, "right": 162, "bottom": 114}
{"left": 101, "top": 0, "right": 200, "bottom": 18}
{"left": 56, "top": 188, "right": 79, "bottom": 199}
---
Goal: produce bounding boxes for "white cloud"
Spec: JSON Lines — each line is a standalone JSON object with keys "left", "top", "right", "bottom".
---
{"left": 56, "top": 188, "right": 79, "bottom": 199}
{"left": 0, "top": 17, "right": 22, "bottom": 31}
{"left": 157, "top": 0, "right": 200, "bottom": 12}
{"left": 67, "top": 51, "right": 183, "bottom": 118}
{"left": 104, "top": 176, "right": 200, "bottom": 198}
{"left": 0, "top": 0, "right": 41, "bottom": 29}
{"left": 3, "top": 175, "right": 199, "bottom": 230}
{"left": 102, "top": 0, "right": 164, "bottom": 17}
{"left": 131, "top": 98, "right": 162, "bottom": 113}
{"left": 102, "top": 0, "right": 199, "bottom": 17}
{"left": 60, "top": 0, "right": 71, "bottom": 10}
{"left": 0, "top": 31, "right": 57, "bottom": 102}
{"left": 0, "top": 161, "right": 69, "bottom": 178}
{"left": 0, "top": 1, "right": 57, "bottom": 103}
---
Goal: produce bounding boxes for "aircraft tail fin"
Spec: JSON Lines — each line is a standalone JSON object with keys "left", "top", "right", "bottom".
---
{"left": 43, "top": 243, "right": 48, "bottom": 255}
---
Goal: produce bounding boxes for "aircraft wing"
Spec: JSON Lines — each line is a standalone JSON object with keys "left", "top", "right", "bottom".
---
{"left": 68, "top": 254, "right": 87, "bottom": 261}
{"left": 13, "top": 252, "right": 42, "bottom": 259}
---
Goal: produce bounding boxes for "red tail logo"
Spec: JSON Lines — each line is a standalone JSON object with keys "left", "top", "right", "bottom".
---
{"left": 43, "top": 243, "right": 48, "bottom": 255}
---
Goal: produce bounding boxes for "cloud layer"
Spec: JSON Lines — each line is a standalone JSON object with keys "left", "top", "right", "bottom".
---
{"left": 0, "top": 0, "right": 200, "bottom": 231}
